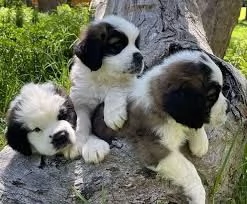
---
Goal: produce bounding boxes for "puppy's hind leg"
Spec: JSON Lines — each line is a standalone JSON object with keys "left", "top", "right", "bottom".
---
{"left": 76, "top": 108, "right": 110, "bottom": 163}
{"left": 156, "top": 151, "right": 205, "bottom": 204}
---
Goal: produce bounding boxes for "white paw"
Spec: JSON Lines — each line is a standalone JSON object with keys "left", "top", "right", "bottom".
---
{"left": 188, "top": 186, "right": 206, "bottom": 204}
{"left": 104, "top": 105, "right": 127, "bottom": 130}
{"left": 63, "top": 145, "right": 80, "bottom": 160}
{"left": 189, "top": 134, "right": 209, "bottom": 157}
{"left": 82, "top": 137, "right": 110, "bottom": 164}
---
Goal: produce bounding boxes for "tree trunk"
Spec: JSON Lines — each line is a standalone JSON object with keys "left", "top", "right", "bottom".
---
{"left": 196, "top": 0, "right": 242, "bottom": 58}
{"left": 37, "top": 0, "right": 66, "bottom": 12}
{"left": 0, "top": 0, "right": 246, "bottom": 203}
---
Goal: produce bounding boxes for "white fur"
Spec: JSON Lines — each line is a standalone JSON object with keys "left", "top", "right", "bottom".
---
{"left": 156, "top": 152, "right": 206, "bottom": 204}
{"left": 70, "top": 15, "right": 141, "bottom": 163}
{"left": 8, "top": 82, "right": 78, "bottom": 158}
{"left": 101, "top": 16, "right": 140, "bottom": 74}
{"left": 130, "top": 50, "right": 228, "bottom": 203}
{"left": 131, "top": 50, "right": 228, "bottom": 124}
{"left": 153, "top": 119, "right": 207, "bottom": 203}
{"left": 210, "top": 92, "right": 228, "bottom": 126}
{"left": 188, "top": 127, "right": 209, "bottom": 157}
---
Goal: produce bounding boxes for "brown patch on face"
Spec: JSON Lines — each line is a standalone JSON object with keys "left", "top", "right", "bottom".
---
{"left": 81, "top": 22, "right": 110, "bottom": 43}
{"left": 149, "top": 61, "right": 216, "bottom": 129}
{"left": 150, "top": 61, "right": 206, "bottom": 111}
{"left": 74, "top": 21, "right": 128, "bottom": 71}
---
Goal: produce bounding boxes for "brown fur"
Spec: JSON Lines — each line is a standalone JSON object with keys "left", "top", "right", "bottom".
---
{"left": 92, "top": 103, "right": 170, "bottom": 167}
{"left": 92, "top": 60, "right": 221, "bottom": 167}
{"left": 150, "top": 61, "right": 207, "bottom": 112}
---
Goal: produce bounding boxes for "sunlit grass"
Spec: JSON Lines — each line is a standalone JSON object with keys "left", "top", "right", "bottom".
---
{"left": 0, "top": 4, "right": 89, "bottom": 149}
{"left": 224, "top": 7, "right": 247, "bottom": 203}
{"left": 239, "top": 7, "right": 246, "bottom": 21}
{"left": 225, "top": 8, "right": 247, "bottom": 76}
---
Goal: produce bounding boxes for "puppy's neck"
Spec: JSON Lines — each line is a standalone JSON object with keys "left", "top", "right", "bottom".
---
{"left": 89, "top": 68, "right": 135, "bottom": 87}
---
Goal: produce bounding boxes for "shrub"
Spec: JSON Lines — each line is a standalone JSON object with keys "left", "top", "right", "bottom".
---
{"left": 224, "top": 21, "right": 247, "bottom": 77}
{"left": 0, "top": 4, "right": 89, "bottom": 116}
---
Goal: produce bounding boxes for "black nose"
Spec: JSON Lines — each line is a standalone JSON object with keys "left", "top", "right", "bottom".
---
{"left": 226, "top": 100, "right": 231, "bottom": 113}
{"left": 52, "top": 130, "right": 69, "bottom": 149}
{"left": 133, "top": 52, "right": 143, "bottom": 64}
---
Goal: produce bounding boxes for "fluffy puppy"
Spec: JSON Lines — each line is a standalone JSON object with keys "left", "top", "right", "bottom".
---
{"left": 92, "top": 50, "right": 229, "bottom": 203}
{"left": 70, "top": 15, "right": 144, "bottom": 163}
{"left": 6, "top": 82, "right": 78, "bottom": 159}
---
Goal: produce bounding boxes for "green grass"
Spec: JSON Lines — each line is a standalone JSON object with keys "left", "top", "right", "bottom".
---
{"left": 233, "top": 144, "right": 247, "bottom": 204}
{"left": 224, "top": 8, "right": 247, "bottom": 76}
{"left": 0, "top": 4, "right": 89, "bottom": 148}
{"left": 224, "top": 7, "right": 247, "bottom": 204}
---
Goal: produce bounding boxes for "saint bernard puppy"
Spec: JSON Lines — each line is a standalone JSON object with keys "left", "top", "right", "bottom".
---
{"left": 92, "top": 50, "right": 229, "bottom": 203}
{"left": 6, "top": 82, "right": 78, "bottom": 159}
{"left": 70, "top": 15, "right": 144, "bottom": 163}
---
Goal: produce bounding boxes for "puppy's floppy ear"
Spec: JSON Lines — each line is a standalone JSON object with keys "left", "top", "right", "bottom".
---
{"left": 74, "top": 23, "right": 109, "bottom": 71}
{"left": 6, "top": 115, "right": 32, "bottom": 156}
{"left": 163, "top": 87, "right": 207, "bottom": 129}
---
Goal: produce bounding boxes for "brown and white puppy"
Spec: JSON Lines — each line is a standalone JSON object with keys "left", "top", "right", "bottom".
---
{"left": 92, "top": 50, "right": 229, "bottom": 203}
{"left": 70, "top": 15, "right": 144, "bottom": 163}
{"left": 6, "top": 82, "right": 78, "bottom": 159}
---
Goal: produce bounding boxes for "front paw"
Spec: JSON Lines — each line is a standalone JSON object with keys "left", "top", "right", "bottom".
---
{"left": 189, "top": 134, "right": 209, "bottom": 157}
{"left": 104, "top": 106, "right": 127, "bottom": 130}
{"left": 63, "top": 145, "right": 80, "bottom": 160}
{"left": 82, "top": 136, "right": 110, "bottom": 164}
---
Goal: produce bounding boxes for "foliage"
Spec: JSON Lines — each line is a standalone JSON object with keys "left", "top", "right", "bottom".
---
{"left": 0, "top": 4, "right": 89, "bottom": 146}
{"left": 0, "top": 4, "right": 89, "bottom": 116}
{"left": 224, "top": 9, "right": 247, "bottom": 77}
{"left": 224, "top": 8, "right": 247, "bottom": 203}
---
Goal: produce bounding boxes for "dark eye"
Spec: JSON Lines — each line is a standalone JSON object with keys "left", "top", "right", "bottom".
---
{"left": 207, "top": 89, "right": 219, "bottom": 101}
{"left": 114, "top": 42, "right": 125, "bottom": 50}
{"left": 108, "top": 38, "right": 124, "bottom": 50}
{"left": 206, "top": 83, "right": 221, "bottom": 107}
{"left": 33, "top": 127, "right": 41, "bottom": 132}
{"left": 135, "top": 35, "right": 140, "bottom": 49}
{"left": 58, "top": 108, "right": 68, "bottom": 120}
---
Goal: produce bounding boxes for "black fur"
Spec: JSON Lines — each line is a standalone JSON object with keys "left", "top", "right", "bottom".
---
{"left": 6, "top": 107, "right": 32, "bottom": 156}
{"left": 54, "top": 84, "right": 77, "bottom": 129}
{"left": 74, "top": 22, "right": 128, "bottom": 71}
{"left": 58, "top": 97, "right": 77, "bottom": 130}
{"left": 135, "top": 34, "right": 140, "bottom": 49}
{"left": 163, "top": 87, "right": 208, "bottom": 129}
{"left": 205, "top": 82, "right": 221, "bottom": 110}
{"left": 163, "top": 62, "right": 222, "bottom": 129}
{"left": 75, "top": 37, "right": 104, "bottom": 71}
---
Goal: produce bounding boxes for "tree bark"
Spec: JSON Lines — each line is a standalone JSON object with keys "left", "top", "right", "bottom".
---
{"left": 0, "top": 0, "right": 247, "bottom": 203}
{"left": 37, "top": 0, "right": 67, "bottom": 12}
{"left": 196, "top": 0, "right": 242, "bottom": 58}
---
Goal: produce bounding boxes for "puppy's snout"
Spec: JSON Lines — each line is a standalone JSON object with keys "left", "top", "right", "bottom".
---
{"left": 52, "top": 130, "right": 70, "bottom": 149}
{"left": 133, "top": 52, "right": 143, "bottom": 64}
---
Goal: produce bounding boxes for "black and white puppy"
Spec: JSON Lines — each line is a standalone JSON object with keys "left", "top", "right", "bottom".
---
{"left": 70, "top": 15, "right": 144, "bottom": 163}
{"left": 6, "top": 82, "right": 78, "bottom": 158}
{"left": 92, "top": 50, "right": 229, "bottom": 203}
